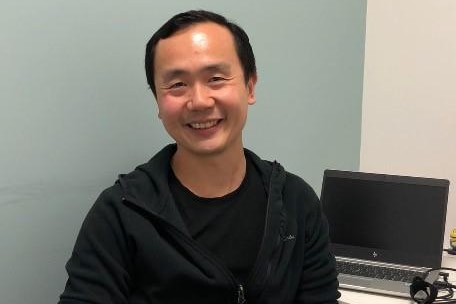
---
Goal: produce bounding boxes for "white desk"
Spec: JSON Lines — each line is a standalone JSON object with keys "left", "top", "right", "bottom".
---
{"left": 339, "top": 253, "right": 456, "bottom": 304}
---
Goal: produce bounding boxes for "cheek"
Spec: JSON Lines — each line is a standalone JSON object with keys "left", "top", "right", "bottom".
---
{"left": 217, "top": 90, "right": 250, "bottom": 116}
{"left": 157, "top": 96, "right": 184, "bottom": 120}
{"left": 213, "top": 88, "right": 245, "bottom": 107}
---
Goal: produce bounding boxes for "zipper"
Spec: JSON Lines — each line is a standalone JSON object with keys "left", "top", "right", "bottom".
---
{"left": 237, "top": 284, "right": 246, "bottom": 304}
{"left": 252, "top": 162, "right": 277, "bottom": 277}
{"left": 122, "top": 195, "right": 248, "bottom": 304}
{"left": 246, "top": 162, "right": 285, "bottom": 301}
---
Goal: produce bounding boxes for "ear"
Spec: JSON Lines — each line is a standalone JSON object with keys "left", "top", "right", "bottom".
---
{"left": 247, "top": 74, "right": 257, "bottom": 105}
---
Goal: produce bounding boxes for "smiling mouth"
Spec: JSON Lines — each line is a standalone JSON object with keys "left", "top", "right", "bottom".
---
{"left": 188, "top": 119, "right": 221, "bottom": 129}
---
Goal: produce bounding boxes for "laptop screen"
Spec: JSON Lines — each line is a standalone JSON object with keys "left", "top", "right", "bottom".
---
{"left": 321, "top": 170, "right": 449, "bottom": 268}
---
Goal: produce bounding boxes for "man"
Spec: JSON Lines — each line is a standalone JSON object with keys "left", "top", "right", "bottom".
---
{"left": 59, "top": 10, "right": 340, "bottom": 304}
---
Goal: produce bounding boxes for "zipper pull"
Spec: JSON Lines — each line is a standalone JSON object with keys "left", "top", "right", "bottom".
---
{"left": 237, "top": 284, "right": 246, "bottom": 304}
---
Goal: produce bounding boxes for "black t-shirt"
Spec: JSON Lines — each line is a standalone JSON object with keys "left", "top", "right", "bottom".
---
{"left": 169, "top": 155, "right": 267, "bottom": 284}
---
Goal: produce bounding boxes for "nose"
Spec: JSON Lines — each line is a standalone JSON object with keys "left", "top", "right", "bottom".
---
{"left": 187, "top": 83, "right": 214, "bottom": 111}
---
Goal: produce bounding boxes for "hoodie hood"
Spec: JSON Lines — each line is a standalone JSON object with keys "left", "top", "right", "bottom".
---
{"left": 117, "top": 143, "right": 286, "bottom": 235}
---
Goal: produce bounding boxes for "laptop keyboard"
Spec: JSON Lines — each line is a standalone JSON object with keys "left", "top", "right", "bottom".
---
{"left": 336, "top": 260, "right": 427, "bottom": 283}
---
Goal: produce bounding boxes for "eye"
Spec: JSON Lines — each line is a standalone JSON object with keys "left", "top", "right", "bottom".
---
{"left": 209, "top": 76, "right": 226, "bottom": 83}
{"left": 168, "top": 82, "right": 186, "bottom": 89}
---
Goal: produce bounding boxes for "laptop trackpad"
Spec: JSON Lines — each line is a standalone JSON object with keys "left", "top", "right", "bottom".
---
{"left": 340, "top": 275, "right": 374, "bottom": 288}
{"left": 338, "top": 274, "right": 412, "bottom": 297}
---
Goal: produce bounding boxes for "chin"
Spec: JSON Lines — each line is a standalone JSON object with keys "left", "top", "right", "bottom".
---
{"left": 176, "top": 134, "right": 242, "bottom": 157}
{"left": 194, "top": 145, "right": 225, "bottom": 156}
{"left": 181, "top": 141, "right": 227, "bottom": 156}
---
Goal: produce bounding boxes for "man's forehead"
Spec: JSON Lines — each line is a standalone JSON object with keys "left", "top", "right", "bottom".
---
{"left": 191, "top": 31, "right": 209, "bottom": 48}
{"left": 154, "top": 22, "right": 238, "bottom": 69}
{"left": 163, "top": 22, "right": 232, "bottom": 43}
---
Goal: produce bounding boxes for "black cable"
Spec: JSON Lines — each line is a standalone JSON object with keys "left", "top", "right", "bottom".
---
{"left": 431, "top": 272, "right": 456, "bottom": 303}
{"left": 444, "top": 248, "right": 456, "bottom": 255}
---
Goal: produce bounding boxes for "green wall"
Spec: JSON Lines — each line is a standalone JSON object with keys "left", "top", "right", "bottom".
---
{"left": 0, "top": 1, "right": 366, "bottom": 303}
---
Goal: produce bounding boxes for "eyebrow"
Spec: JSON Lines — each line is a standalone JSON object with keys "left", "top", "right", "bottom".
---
{"left": 160, "top": 63, "right": 232, "bottom": 83}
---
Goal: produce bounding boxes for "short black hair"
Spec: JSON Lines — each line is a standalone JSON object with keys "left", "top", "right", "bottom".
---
{"left": 145, "top": 10, "right": 256, "bottom": 97}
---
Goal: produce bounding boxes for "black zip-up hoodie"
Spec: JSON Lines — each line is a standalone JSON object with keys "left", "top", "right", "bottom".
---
{"left": 59, "top": 144, "right": 340, "bottom": 304}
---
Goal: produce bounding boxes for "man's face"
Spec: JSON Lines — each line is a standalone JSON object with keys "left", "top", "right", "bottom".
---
{"left": 153, "top": 22, "right": 256, "bottom": 157}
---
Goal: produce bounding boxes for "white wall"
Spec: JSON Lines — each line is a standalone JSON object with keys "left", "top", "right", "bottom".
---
{"left": 361, "top": 0, "right": 456, "bottom": 243}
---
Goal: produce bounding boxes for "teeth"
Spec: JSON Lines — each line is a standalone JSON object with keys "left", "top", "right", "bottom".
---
{"left": 190, "top": 120, "right": 218, "bottom": 129}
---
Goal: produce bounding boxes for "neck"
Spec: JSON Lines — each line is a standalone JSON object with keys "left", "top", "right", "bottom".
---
{"left": 171, "top": 146, "right": 247, "bottom": 198}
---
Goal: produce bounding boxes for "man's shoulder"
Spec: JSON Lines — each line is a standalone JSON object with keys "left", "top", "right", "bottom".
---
{"left": 92, "top": 144, "right": 175, "bottom": 210}
{"left": 279, "top": 169, "right": 320, "bottom": 210}
{"left": 283, "top": 171, "right": 316, "bottom": 195}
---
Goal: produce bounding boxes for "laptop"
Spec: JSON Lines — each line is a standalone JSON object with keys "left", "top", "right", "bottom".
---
{"left": 320, "top": 169, "right": 450, "bottom": 297}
